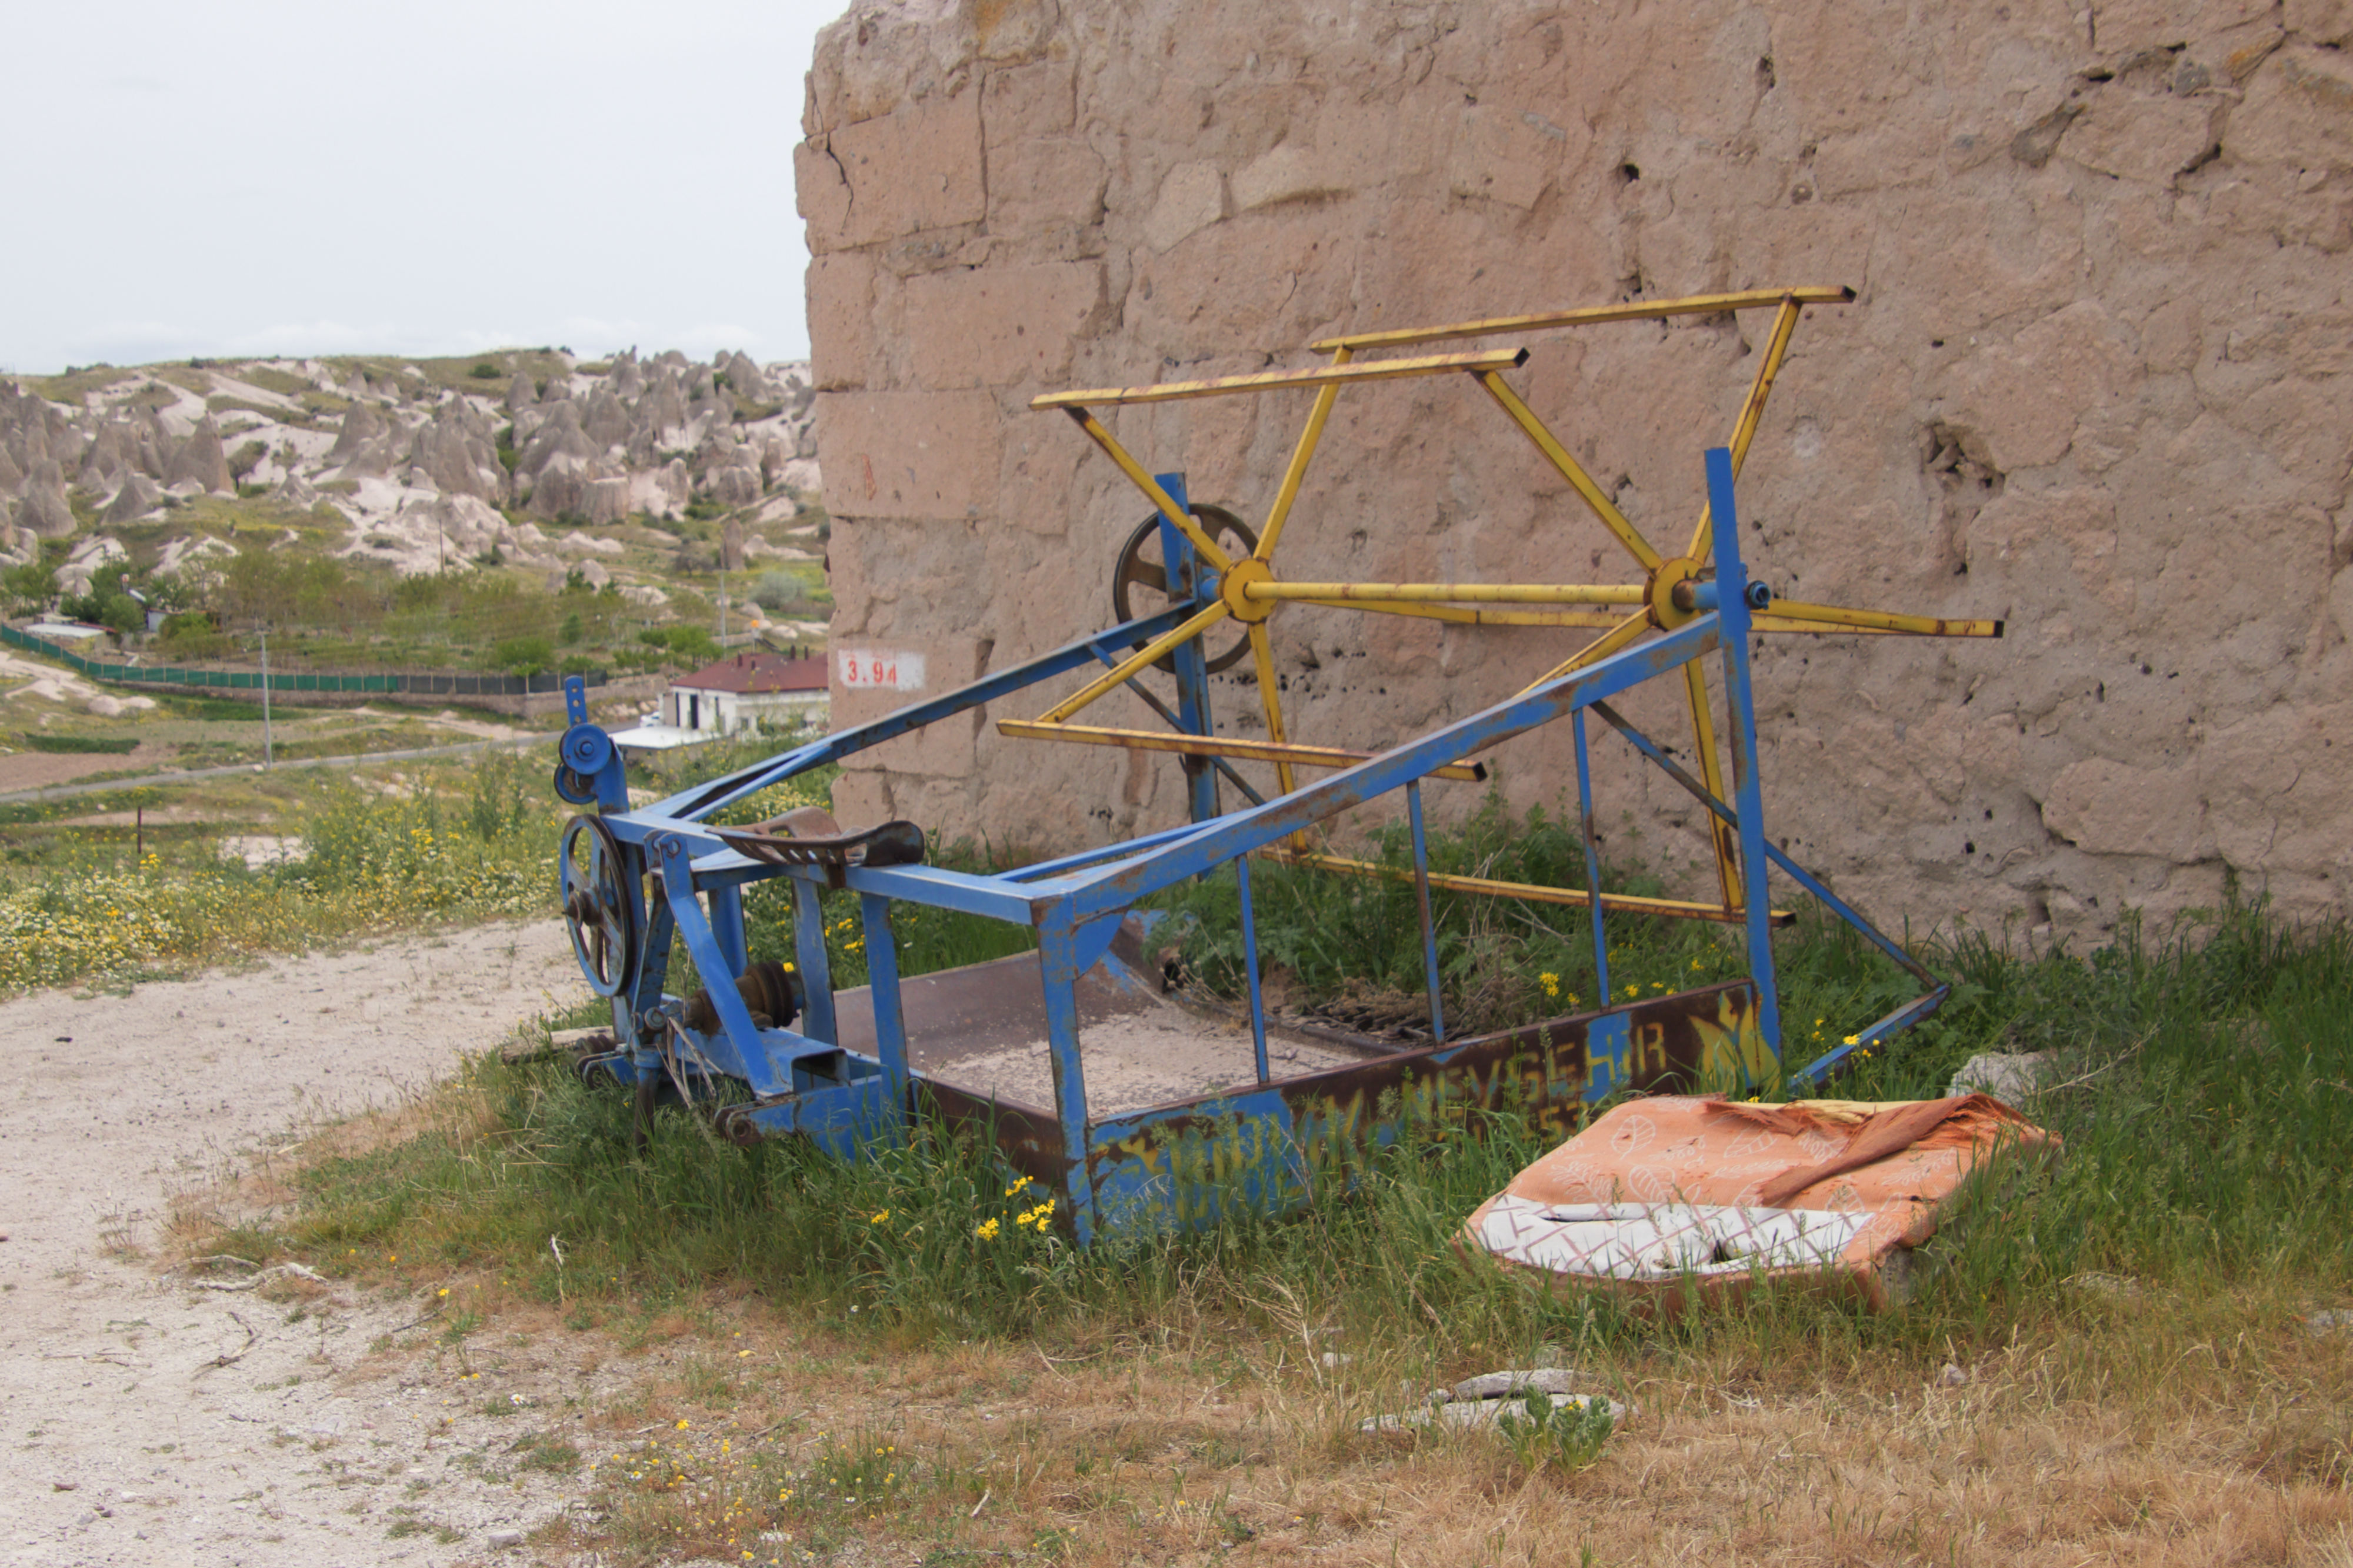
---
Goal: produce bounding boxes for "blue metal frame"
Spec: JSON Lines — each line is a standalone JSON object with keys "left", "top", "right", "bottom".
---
{"left": 1155, "top": 471, "right": 1222, "bottom": 825}
{"left": 550, "top": 452, "right": 1956, "bottom": 1243}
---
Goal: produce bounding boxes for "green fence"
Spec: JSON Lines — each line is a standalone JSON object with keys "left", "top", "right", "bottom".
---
{"left": 1, "top": 623, "right": 606, "bottom": 698}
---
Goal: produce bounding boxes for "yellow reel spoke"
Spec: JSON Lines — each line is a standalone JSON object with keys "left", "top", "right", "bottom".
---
{"left": 1037, "top": 600, "right": 1232, "bottom": 725}
{"left": 1477, "top": 372, "right": 1664, "bottom": 572}
{"left": 1062, "top": 409, "right": 1234, "bottom": 573}
{"left": 1679, "top": 659, "right": 1742, "bottom": 911}
{"left": 1256, "top": 350, "right": 1348, "bottom": 563}
{"left": 1688, "top": 295, "right": 1802, "bottom": 562}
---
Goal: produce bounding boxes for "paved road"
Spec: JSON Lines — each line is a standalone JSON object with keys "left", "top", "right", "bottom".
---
{"left": 0, "top": 734, "right": 558, "bottom": 806}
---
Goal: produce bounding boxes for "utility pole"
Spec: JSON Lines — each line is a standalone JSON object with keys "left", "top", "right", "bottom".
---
{"left": 719, "top": 566, "right": 728, "bottom": 642}
{"left": 259, "top": 627, "right": 274, "bottom": 768}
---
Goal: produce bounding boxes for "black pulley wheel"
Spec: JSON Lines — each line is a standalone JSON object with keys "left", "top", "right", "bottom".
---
{"left": 559, "top": 814, "right": 638, "bottom": 998}
{"left": 554, "top": 763, "right": 598, "bottom": 805}
{"left": 1111, "top": 503, "right": 1258, "bottom": 674}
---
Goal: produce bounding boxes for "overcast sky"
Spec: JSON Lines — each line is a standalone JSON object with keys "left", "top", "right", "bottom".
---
{"left": 0, "top": 0, "right": 846, "bottom": 375}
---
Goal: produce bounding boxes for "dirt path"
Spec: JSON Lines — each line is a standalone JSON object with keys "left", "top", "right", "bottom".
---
{"left": 0, "top": 735, "right": 554, "bottom": 808}
{"left": 0, "top": 920, "right": 621, "bottom": 1568}
{"left": 0, "top": 742, "right": 182, "bottom": 794}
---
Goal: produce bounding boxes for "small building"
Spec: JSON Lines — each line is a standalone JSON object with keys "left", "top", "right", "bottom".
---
{"left": 662, "top": 648, "right": 829, "bottom": 737}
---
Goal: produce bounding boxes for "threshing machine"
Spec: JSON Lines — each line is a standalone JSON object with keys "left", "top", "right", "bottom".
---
{"left": 551, "top": 287, "right": 1999, "bottom": 1243}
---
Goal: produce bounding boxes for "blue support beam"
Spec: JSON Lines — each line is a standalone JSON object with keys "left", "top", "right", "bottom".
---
{"left": 1236, "top": 852, "right": 1272, "bottom": 1084}
{"left": 652, "top": 833, "right": 790, "bottom": 1097}
{"left": 1704, "top": 446, "right": 1783, "bottom": 1070}
{"left": 1155, "top": 471, "right": 1222, "bottom": 825}
{"left": 1573, "top": 708, "right": 1609, "bottom": 1006}
{"left": 1055, "top": 615, "right": 1723, "bottom": 921}
{"left": 859, "top": 892, "right": 911, "bottom": 1146}
{"left": 628, "top": 605, "right": 1195, "bottom": 832}
{"left": 1405, "top": 780, "right": 1444, "bottom": 1046}
{"left": 1037, "top": 930, "right": 1099, "bottom": 1246}
{"left": 791, "top": 878, "right": 837, "bottom": 1045}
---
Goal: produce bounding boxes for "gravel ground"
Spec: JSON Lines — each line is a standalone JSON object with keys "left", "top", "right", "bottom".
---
{"left": 0, "top": 920, "right": 632, "bottom": 1568}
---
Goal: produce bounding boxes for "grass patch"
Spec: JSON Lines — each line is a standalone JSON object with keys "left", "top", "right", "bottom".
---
{"left": 0, "top": 749, "right": 560, "bottom": 993}
{"left": 152, "top": 786, "right": 2353, "bottom": 1563}
{"left": 234, "top": 365, "right": 314, "bottom": 398}
{"left": 222, "top": 870, "right": 2353, "bottom": 1344}
{"left": 15, "top": 733, "right": 140, "bottom": 755}
{"left": 1166, "top": 789, "right": 1974, "bottom": 1063}
{"left": 23, "top": 365, "right": 136, "bottom": 405}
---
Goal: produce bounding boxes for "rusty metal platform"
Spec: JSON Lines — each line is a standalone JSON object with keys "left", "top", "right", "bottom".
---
{"left": 829, "top": 916, "right": 1390, "bottom": 1120}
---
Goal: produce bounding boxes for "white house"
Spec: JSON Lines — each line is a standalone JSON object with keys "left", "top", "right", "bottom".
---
{"left": 661, "top": 648, "right": 829, "bottom": 736}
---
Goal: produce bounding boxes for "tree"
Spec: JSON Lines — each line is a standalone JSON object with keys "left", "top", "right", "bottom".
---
{"left": 1, "top": 559, "right": 57, "bottom": 616}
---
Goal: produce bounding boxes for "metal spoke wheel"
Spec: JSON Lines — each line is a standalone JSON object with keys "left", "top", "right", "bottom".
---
{"left": 559, "top": 814, "right": 637, "bottom": 998}
{"left": 554, "top": 763, "right": 598, "bottom": 806}
{"left": 1111, "top": 503, "right": 1258, "bottom": 673}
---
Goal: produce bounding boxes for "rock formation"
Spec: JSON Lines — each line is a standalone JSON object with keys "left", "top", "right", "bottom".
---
{"left": 407, "top": 399, "right": 509, "bottom": 502}
{"left": 166, "top": 415, "right": 232, "bottom": 495}
{"left": 102, "top": 472, "right": 164, "bottom": 524}
{"left": 18, "top": 459, "right": 76, "bottom": 539}
{"left": 802, "top": 0, "right": 2353, "bottom": 937}
{"left": 326, "top": 403, "right": 386, "bottom": 471}
{"left": 0, "top": 347, "right": 820, "bottom": 626}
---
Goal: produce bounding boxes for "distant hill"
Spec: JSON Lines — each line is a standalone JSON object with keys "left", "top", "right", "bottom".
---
{"left": 0, "top": 348, "right": 824, "bottom": 603}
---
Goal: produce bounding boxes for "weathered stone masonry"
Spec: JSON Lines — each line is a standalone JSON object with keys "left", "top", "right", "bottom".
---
{"left": 802, "top": 0, "right": 2353, "bottom": 939}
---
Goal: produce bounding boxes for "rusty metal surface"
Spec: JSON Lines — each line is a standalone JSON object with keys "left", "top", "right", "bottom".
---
{"left": 1079, "top": 980, "right": 1767, "bottom": 1231}
{"left": 828, "top": 918, "right": 1394, "bottom": 1105}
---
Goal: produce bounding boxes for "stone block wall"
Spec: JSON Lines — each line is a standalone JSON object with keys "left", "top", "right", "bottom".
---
{"left": 800, "top": 0, "right": 2353, "bottom": 939}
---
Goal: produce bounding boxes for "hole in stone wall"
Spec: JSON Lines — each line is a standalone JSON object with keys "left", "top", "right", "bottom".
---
{"left": 1922, "top": 421, "right": 2005, "bottom": 579}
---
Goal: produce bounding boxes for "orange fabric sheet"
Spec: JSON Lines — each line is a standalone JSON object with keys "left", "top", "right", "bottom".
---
{"left": 1459, "top": 1093, "right": 2060, "bottom": 1311}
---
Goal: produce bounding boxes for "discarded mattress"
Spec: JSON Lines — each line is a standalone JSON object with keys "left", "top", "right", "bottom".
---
{"left": 1460, "top": 1093, "right": 2059, "bottom": 1311}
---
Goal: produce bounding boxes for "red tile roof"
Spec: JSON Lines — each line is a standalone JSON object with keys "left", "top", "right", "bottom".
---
{"left": 675, "top": 650, "right": 829, "bottom": 694}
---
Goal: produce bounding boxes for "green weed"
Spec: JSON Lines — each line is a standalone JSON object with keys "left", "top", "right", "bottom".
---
{"left": 1492, "top": 1389, "right": 1614, "bottom": 1473}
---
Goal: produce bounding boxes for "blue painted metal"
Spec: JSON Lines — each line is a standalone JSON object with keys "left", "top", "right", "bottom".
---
{"left": 1088, "top": 1084, "right": 1311, "bottom": 1233}
{"left": 1681, "top": 579, "right": 1773, "bottom": 614}
{"left": 1795, "top": 985, "right": 1951, "bottom": 1085}
{"left": 1235, "top": 851, "right": 1272, "bottom": 1085}
{"left": 653, "top": 833, "right": 793, "bottom": 1097}
{"left": 726, "top": 1075, "right": 897, "bottom": 1159}
{"left": 1036, "top": 930, "right": 1100, "bottom": 1243}
{"left": 709, "top": 886, "right": 748, "bottom": 976}
{"left": 1585, "top": 699, "right": 1935, "bottom": 983}
{"left": 1572, "top": 708, "right": 1609, "bottom": 1007}
{"left": 1048, "top": 615, "right": 1724, "bottom": 923}
{"left": 612, "top": 605, "right": 1195, "bottom": 836}
{"left": 1405, "top": 780, "right": 1445, "bottom": 1045}
{"left": 556, "top": 680, "right": 629, "bottom": 812}
{"left": 1005, "top": 818, "right": 1220, "bottom": 882}
{"left": 859, "top": 892, "right": 910, "bottom": 1145}
{"left": 791, "top": 876, "right": 837, "bottom": 1043}
{"left": 1706, "top": 446, "right": 1782, "bottom": 1073}
{"left": 1155, "top": 471, "right": 1222, "bottom": 825}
